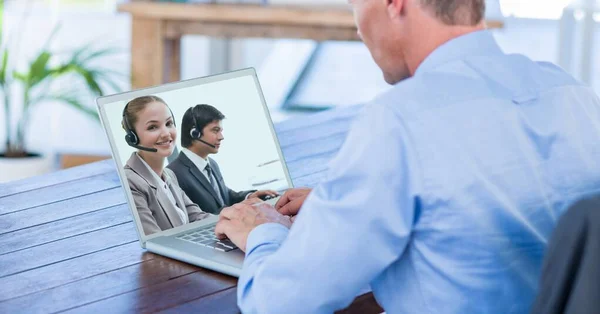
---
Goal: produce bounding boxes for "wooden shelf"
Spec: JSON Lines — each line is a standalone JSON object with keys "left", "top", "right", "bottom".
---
{"left": 118, "top": 3, "right": 357, "bottom": 28}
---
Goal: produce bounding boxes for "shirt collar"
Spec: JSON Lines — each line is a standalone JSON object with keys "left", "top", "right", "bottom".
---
{"left": 415, "top": 30, "right": 503, "bottom": 75}
{"left": 136, "top": 152, "right": 169, "bottom": 187}
{"left": 182, "top": 148, "right": 209, "bottom": 172}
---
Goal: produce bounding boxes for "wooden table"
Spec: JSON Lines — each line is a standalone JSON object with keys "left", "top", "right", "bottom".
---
{"left": 118, "top": 2, "right": 504, "bottom": 89}
{"left": 0, "top": 104, "right": 382, "bottom": 313}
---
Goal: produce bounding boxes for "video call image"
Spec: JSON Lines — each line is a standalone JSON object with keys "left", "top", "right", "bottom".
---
{"left": 100, "top": 74, "right": 291, "bottom": 236}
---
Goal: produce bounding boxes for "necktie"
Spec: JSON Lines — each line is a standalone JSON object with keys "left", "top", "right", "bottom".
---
{"left": 205, "top": 164, "right": 225, "bottom": 206}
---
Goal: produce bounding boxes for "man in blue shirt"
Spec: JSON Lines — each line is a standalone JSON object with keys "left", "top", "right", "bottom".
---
{"left": 215, "top": 0, "right": 600, "bottom": 313}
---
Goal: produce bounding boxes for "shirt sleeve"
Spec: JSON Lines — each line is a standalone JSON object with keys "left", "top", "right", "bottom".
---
{"left": 237, "top": 103, "right": 421, "bottom": 314}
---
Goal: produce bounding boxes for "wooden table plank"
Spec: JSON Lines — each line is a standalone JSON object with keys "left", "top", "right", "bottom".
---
{"left": 0, "top": 187, "right": 125, "bottom": 235}
{"left": 273, "top": 104, "right": 361, "bottom": 134}
{"left": 0, "top": 242, "right": 154, "bottom": 302}
{"left": 280, "top": 131, "right": 349, "bottom": 161}
{"left": 273, "top": 107, "right": 359, "bottom": 186}
{"left": 157, "top": 287, "right": 239, "bottom": 314}
{"left": 0, "top": 204, "right": 131, "bottom": 254}
{"left": 61, "top": 268, "right": 237, "bottom": 313}
{"left": 278, "top": 124, "right": 351, "bottom": 148}
{"left": 0, "top": 159, "right": 116, "bottom": 199}
{"left": 287, "top": 154, "right": 337, "bottom": 181}
{"left": 0, "top": 223, "right": 136, "bottom": 278}
{"left": 0, "top": 172, "right": 120, "bottom": 215}
{"left": 0, "top": 258, "right": 202, "bottom": 314}
{"left": 158, "top": 288, "right": 383, "bottom": 314}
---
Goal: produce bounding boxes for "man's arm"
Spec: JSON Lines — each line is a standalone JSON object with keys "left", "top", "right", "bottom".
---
{"left": 229, "top": 187, "right": 256, "bottom": 204}
{"left": 235, "top": 103, "right": 421, "bottom": 313}
{"left": 208, "top": 159, "right": 255, "bottom": 204}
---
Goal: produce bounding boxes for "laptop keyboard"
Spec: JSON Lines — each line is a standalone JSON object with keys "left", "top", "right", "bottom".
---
{"left": 176, "top": 224, "right": 238, "bottom": 252}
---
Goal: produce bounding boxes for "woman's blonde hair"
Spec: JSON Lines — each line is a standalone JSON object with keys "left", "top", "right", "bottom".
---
{"left": 121, "top": 95, "right": 167, "bottom": 131}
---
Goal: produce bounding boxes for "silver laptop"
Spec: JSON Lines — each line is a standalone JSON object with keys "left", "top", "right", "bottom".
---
{"left": 96, "top": 68, "right": 293, "bottom": 277}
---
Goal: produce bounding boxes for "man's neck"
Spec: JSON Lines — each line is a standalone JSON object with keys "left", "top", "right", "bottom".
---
{"left": 404, "top": 22, "right": 486, "bottom": 76}
{"left": 188, "top": 145, "right": 209, "bottom": 160}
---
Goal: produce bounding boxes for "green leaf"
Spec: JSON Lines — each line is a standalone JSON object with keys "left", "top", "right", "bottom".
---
{"left": 69, "top": 45, "right": 91, "bottom": 63}
{"left": 12, "top": 70, "right": 28, "bottom": 82}
{"left": 49, "top": 63, "right": 76, "bottom": 76}
{"left": 75, "top": 66, "right": 103, "bottom": 95}
{"left": 0, "top": 48, "right": 8, "bottom": 85}
{"left": 28, "top": 50, "right": 52, "bottom": 87}
{"left": 93, "top": 71, "right": 123, "bottom": 93}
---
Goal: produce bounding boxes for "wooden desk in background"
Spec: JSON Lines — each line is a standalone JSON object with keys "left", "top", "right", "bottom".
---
{"left": 0, "top": 104, "right": 384, "bottom": 313}
{"left": 118, "top": 2, "right": 504, "bottom": 89}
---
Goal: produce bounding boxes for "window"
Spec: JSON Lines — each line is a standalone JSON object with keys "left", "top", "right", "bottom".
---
{"left": 499, "top": 0, "right": 575, "bottom": 19}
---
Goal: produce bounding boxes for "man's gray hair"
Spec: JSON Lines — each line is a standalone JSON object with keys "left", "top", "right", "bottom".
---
{"left": 420, "top": 0, "right": 485, "bottom": 26}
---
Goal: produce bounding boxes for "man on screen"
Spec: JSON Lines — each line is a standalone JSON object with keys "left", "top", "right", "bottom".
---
{"left": 167, "top": 104, "right": 278, "bottom": 214}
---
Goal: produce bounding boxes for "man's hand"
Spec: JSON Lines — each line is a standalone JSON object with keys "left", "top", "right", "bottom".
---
{"left": 247, "top": 190, "right": 279, "bottom": 200}
{"left": 215, "top": 203, "right": 293, "bottom": 252}
{"left": 240, "top": 197, "right": 263, "bottom": 205}
{"left": 275, "top": 187, "right": 312, "bottom": 216}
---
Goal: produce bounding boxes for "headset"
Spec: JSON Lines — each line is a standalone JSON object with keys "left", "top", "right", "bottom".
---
{"left": 189, "top": 105, "right": 217, "bottom": 149}
{"left": 122, "top": 99, "right": 176, "bottom": 153}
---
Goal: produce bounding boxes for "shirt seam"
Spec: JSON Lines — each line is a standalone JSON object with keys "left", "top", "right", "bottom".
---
{"left": 378, "top": 102, "right": 431, "bottom": 312}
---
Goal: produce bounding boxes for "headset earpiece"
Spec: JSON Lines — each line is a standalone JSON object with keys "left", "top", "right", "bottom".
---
{"left": 124, "top": 131, "right": 138, "bottom": 146}
{"left": 123, "top": 100, "right": 176, "bottom": 147}
{"left": 190, "top": 128, "right": 200, "bottom": 139}
{"left": 122, "top": 101, "right": 139, "bottom": 146}
{"left": 188, "top": 105, "right": 217, "bottom": 149}
{"left": 190, "top": 106, "right": 202, "bottom": 139}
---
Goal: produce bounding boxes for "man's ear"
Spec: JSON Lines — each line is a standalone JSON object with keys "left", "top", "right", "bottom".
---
{"left": 387, "top": 0, "right": 404, "bottom": 19}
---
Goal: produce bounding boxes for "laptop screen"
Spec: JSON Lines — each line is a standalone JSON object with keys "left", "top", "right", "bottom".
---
{"left": 97, "top": 69, "right": 292, "bottom": 239}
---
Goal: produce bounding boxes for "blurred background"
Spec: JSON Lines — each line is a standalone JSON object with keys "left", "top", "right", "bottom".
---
{"left": 0, "top": 0, "right": 599, "bottom": 183}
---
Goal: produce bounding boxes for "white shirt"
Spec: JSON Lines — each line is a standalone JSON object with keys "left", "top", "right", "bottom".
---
{"left": 182, "top": 148, "right": 251, "bottom": 200}
{"left": 137, "top": 153, "right": 188, "bottom": 224}
{"left": 182, "top": 148, "right": 211, "bottom": 182}
{"left": 236, "top": 30, "right": 600, "bottom": 314}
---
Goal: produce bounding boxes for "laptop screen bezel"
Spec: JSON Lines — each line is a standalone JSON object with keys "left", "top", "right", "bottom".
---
{"left": 96, "top": 68, "right": 294, "bottom": 245}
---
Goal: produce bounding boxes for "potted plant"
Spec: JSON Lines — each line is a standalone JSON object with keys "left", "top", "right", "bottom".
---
{"left": 0, "top": 19, "right": 123, "bottom": 182}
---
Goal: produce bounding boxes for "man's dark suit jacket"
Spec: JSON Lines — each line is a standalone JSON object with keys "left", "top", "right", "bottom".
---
{"left": 167, "top": 152, "right": 255, "bottom": 214}
{"left": 531, "top": 195, "right": 600, "bottom": 314}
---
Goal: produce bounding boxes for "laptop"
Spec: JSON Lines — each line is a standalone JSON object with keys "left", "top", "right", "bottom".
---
{"left": 96, "top": 68, "right": 294, "bottom": 277}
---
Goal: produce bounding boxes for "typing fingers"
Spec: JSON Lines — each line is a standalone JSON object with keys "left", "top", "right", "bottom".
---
{"left": 277, "top": 197, "right": 303, "bottom": 216}
{"left": 265, "top": 190, "right": 279, "bottom": 196}
{"left": 214, "top": 219, "right": 232, "bottom": 240}
{"left": 275, "top": 190, "right": 293, "bottom": 209}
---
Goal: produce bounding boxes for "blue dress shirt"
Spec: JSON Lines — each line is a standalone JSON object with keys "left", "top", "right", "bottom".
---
{"left": 237, "top": 30, "right": 600, "bottom": 313}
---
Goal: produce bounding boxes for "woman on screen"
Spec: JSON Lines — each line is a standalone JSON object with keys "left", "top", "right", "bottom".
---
{"left": 122, "top": 95, "right": 210, "bottom": 235}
